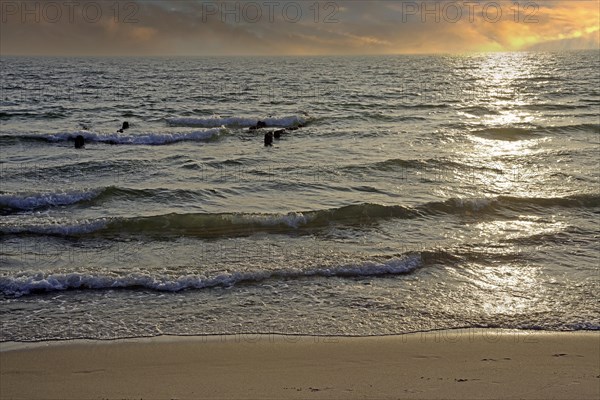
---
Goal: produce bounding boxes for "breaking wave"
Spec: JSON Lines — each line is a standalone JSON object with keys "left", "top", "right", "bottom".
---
{"left": 167, "top": 115, "right": 307, "bottom": 128}
{"left": 0, "top": 255, "right": 422, "bottom": 297}
{"left": 0, "top": 128, "right": 226, "bottom": 145}
{"left": 2, "top": 194, "right": 597, "bottom": 237}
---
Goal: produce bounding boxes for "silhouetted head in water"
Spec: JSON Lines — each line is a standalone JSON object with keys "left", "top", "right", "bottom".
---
{"left": 118, "top": 121, "right": 129, "bottom": 133}
{"left": 264, "top": 132, "right": 273, "bottom": 146}
{"left": 74, "top": 135, "right": 85, "bottom": 149}
{"left": 273, "top": 129, "right": 285, "bottom": 139}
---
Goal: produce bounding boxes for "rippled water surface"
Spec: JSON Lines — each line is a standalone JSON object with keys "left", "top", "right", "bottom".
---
{"left": 1, "top": 52, "right": 598, "bottom": 340}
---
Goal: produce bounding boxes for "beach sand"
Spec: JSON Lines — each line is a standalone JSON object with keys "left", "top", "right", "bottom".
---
{"left": 1, "top": 329, "right": 598, "bottom": 400}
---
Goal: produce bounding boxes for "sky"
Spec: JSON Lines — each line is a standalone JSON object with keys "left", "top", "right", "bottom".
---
{"left": 1, "top": 0, "right": 599, "bottom": 55}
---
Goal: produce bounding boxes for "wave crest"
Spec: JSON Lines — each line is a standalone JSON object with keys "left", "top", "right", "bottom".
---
{"left": 1, "top": 128, "right": 225, "bottom": 145}
{"left": 0, "top": 255, "right": 421, "bottom": 297}
{"left": 167, "top": 115, "right": 306, "bottom": 128}
{"left": 0, "top": 189, "right": 99, "bottom": 211}
{"left": 2, "top": 194, "right": 596, "bottom": 237}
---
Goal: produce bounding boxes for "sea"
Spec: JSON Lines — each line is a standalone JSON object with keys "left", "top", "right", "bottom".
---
{"left": 0, "top": 52, "right": 598, "bottom": 342}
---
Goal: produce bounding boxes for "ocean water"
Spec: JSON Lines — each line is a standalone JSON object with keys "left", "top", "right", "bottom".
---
{"left": 0, "top": 52, "right": 598, "bottom": 341}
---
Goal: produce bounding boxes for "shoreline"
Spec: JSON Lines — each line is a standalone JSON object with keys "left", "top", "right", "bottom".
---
{"left": 2, "top": 327, "right": 597, "bottom": 348}
{"left": 1, "top": 329, "right": 598, "bottom": 399}
{"left": 1, "top": 327, "right": 597, "bottom": 350}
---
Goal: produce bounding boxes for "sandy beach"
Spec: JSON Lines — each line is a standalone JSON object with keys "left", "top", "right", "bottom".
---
{"left": 1, "top": 329, "right": 598, "bottom": 400}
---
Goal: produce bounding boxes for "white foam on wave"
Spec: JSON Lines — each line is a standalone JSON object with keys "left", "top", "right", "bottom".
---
{"left": 449, "top": 197, "right": 493, "bottom": 211}
{"left": 0, "top": 189, "right": 99, "bottom": 210}
{"left": 36, "top": 128, "right": 225, "bottom": 145}
{"left": 167, "top": 115, "right": 306, "bottom": 128}
{"left": 0, "top": 217, "right": 107, "bottom": 236}
{"left": 230, "top": 212, "right": 312, "bottom": 229}
{"left": 0, "top": 255, "right": 421, "bottom": 297}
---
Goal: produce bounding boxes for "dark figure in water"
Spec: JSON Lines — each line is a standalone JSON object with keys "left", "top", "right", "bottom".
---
{"left": 273, "top": 129, "right": 286, "bottom": 139}
{"left": 264, "top": 131, "right": 273, "bottom": 146}
{"left": 249, "top": 120, "right": 268, "bottom": 131}
{"left": 74, "top": 135, "right": 85, "bottom": 149}
{"left": 117, "top": 121, "right": 129, "bottom": 133}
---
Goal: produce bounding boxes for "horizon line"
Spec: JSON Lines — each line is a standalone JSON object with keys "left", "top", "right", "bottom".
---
{"left": 1, "top": 49, "right": 598, "bottom": 58}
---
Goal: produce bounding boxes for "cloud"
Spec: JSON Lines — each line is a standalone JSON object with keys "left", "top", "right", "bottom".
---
{"left": 468, "top": 1, "right": 600, "bottom": 51}
{"left": 0, "top": 1, "right": 598, "bottom": 55}
{"left": 527, "top": 29, "right": 600, "bottom": 51}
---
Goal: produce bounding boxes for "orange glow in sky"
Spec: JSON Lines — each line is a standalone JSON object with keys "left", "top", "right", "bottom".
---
{"left": 1, "top": 1, "right": 598, "bottom": 55}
